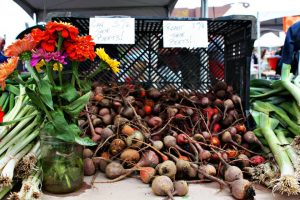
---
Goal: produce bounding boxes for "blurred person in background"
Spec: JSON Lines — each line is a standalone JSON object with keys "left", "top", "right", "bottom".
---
{"left": 260, "top": 48, "right": 269, "bottom": 71}
{"left": 0, "top": 36, "right": 7, "bottom": 63}
{"left": 276, "top": 21, "right": 300, "bottom": 75}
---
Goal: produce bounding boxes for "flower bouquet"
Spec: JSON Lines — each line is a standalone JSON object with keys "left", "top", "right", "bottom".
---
{"left": 1, "top": 21, "right": 120, "bottom": 193}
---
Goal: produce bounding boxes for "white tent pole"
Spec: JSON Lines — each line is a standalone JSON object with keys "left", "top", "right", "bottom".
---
{"left": 201, "top": 0, "right": 208, "bottom": 18}
{"left": 256, "top": 12, "right": 262, "bottom": 79}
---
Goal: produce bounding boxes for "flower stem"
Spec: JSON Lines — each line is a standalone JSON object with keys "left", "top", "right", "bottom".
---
{"left": 72, "top": 61, "right": 82, "bottom": 90}
{"left": 46, "top": 63, "right": 55, "bottom": 86}
{"left": 87, "top": 61, "right": 107, "bottom": 79}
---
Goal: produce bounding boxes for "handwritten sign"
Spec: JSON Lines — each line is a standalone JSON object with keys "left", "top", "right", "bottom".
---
{"left": 89, "top": 18, "right": 135, "bottom": 44}
{"left": 163, "top": 21, "right": 208, "bottom": 48}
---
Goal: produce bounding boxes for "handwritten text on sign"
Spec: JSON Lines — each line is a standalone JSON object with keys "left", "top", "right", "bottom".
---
{"left": 163, "top": 21, "right": 208, "bottom": 48}
{"left": 89, "top": 18, "right": 135, "bottom": 44}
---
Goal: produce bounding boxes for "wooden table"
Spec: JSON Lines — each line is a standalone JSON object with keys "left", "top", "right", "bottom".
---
{"left": 43, "top": 173, "right": 299, "bottom": 200}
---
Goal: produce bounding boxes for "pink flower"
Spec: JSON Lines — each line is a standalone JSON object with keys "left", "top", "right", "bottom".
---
{"left": 30, "top": 48, "right": 67, "bottom": 67}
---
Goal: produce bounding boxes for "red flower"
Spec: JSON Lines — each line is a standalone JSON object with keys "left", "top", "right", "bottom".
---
{"left": 0, "top": 106, "right": 4, "bottom": 123}
{"left": 31, "top": 28, "right": 57, "bottom": 52}
{"left": 64, "top": 35, "right": 96, "bottom": 62}
{"left": 46, "top": 21, "right": 79, "bottom": 40}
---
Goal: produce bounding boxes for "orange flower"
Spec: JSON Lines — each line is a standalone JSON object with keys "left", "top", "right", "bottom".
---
{"left": 64, "top": 35, "right": 96, "bottom": 62}
{"left": 4, "top": 34, "right": 37, "bottom": 57}
{"left": 46, "top": 21, "right": 79, "bottom": 40}
{"left": 31, "top": 28, "right": 57, "bottom": 52}
{"left": 0, "top": 57, "right": 19, "bottom": 90}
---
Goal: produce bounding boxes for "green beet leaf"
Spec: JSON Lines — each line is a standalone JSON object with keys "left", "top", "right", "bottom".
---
{"left": 62, "top": 92, "right": 91, "bottom": 118}
{"left": 59, "top": 83, "right": 79, "bottom": 102}
{"left": 25, "top": 87, "right": 46, "bottom": 112}
{"left": 37, "top": 79, "right": 54, "bottom": 110}
{"left": 75, "top": 135, "right": 96, "bottom": 146}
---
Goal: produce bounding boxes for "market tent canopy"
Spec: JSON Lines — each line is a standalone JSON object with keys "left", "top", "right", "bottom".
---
{"left": 254, "top": 32, "right": 284, "bottom": 48}
{"left": 13, "top": 0, "right": 178, "bottom": 22}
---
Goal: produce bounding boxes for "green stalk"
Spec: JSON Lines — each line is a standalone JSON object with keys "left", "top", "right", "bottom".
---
{"left": 86, "top": 61, "right": 107, "bottom": 80}
{"left": 0, "top": 92, "right": 9, "bottom": 107}
{"left": 71, "top": 61, "right": 82, "bottom": 89}
{"left": 5, "top": 84, "right": 20, "bottom": 96}
{"left": 276, "top": 129, "right": 300, "bottom": 178}
{"left": 253, "top": 101, "right": 300, "bottom": 136}
{"left": 0, "top": 114, "right": 40, "bottom": 156}
{"left": 0, "top": 107, "right": 36, "bottom": 140}
{"left": 280, "top": 101, "right": 300, "bottom": 124}
{"left": 0, "top": 100, "right": 32, "bottom": 140}
{"left": 0, "top": 129, "right": 39, "bottom": 170}
{"left": 29, "top": 141, "right": 40, "bottom": 155}
{"left": 27, "top": 62, "right": 41, "bottom": 82}
{"left": 250, "top": 87, "right": 271, "bottom": 93}
{"left": 3, "top": 85, "right": 26, "bottom": 122}
{"left": 259, "top": 112, "right": 300, "bottom": 195}
{"left": 0, "top": 184, "right": 14, "bottom": 199}
{"left": 2, "top": 94, "right": 9, "bottom": 112}
{"left": 46, "top": 63, "right": 56, "bottom": 86}
{"left": 8, "top": 93, "right": 15, "bottom": 112}
{"left": 281, "top": 64, "right": 300, "bottom": 106}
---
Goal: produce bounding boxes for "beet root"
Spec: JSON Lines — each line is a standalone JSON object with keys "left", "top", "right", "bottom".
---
{"left": 173, "top": 180, "right": 189, "bottom": 196}
{"left": 229, "top": 179, "right": 255, "bottom": 200}
{"left": 151, "top": 176, "right": 175, "bottom": 199}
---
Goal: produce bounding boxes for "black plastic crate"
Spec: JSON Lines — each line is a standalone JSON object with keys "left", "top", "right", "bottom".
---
{"left": 52, "top": 16, "right": 256, "bottom": 111}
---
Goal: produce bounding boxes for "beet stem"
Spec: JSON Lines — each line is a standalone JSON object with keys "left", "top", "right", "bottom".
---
{"left": 151, "top": 117, "right": 174, "bottom": 136}
{"left": 127, "top": 101, "right": 151, "bottom": 138}
{"left": 230, "top": 141, "right": 261, "bottom": 155}
{"left": 175, "top": 145, "right": 195, "bottom": 160}
{"left": 198, "top": 169, "right": 227, "bottom": 190}
{"left": 132, "top": 138, "right": 168, "bottom": 161}
{"left": 189, "top": 143, "right": 199, "bottom": 163}
{"left": 211, "top": 118, "right": 244, "bottom": 136}
{"left": 85, "top": 105, "right": 97, "bottom": 137}
{"left": 93, "top": 134, "right": 115, "bottom": 157}
{"left": 94, "top": 169, "right": 134, "bottom": 183}
{"left": 187, "top": 179, "right": 212, "bottom": 184}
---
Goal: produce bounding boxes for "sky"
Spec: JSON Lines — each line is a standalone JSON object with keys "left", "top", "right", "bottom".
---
{"left": 0, "top": 0, "right": 35, "bottom": 47}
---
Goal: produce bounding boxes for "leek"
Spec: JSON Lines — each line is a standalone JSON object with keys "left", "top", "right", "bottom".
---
{"left": 253, "top": 101, "right": 300, "bottom": 136}
{"left": 0, "top": 114, "right": 41, "bottom": 155}
{"left": 0, "top": 129, "right": 39, "bottom": 170}
{"left": 280, "top": 101, "right": 300, "bottom": 125}
{"left": 15, "top": 141, "right": 41, "bottom": 179}
{"left": 251, "top": 110, "right": 300, "bottom": 195}
{"left": 276, "top": 129, "right": 300, "bottom": 178}
{"left": 281, "top": 64, "right": 300, "bottom": 106}
{"left": 15, "top": 169, "right": 42, "bottom": 200}
{"left": 259, "top": 112, "right": 299, "bottom": 195}
{"left": 0, "top": 143, "right": 33, "bottom": 187}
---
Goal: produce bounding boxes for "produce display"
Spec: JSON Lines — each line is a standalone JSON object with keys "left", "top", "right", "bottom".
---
{"left": 79, "top": 80, "right": 266, "bottom": 200}
{"left": 0, "top": 18, "right": 298, "bottom": 200}
{"left": 1, "top": 66, "right": 300, "bottom": 199}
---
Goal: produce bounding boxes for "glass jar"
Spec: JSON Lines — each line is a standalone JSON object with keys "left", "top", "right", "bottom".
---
{"left": 40, "top": 134, "right": 84, "bottom": 194}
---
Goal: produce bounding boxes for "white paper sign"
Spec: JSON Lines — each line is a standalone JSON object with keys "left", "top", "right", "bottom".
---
{"left": 89, "top": 18, "right": 135, "bottom": 44}
{"left": 163, "top": 21, "right": 208, "bottom": 48}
